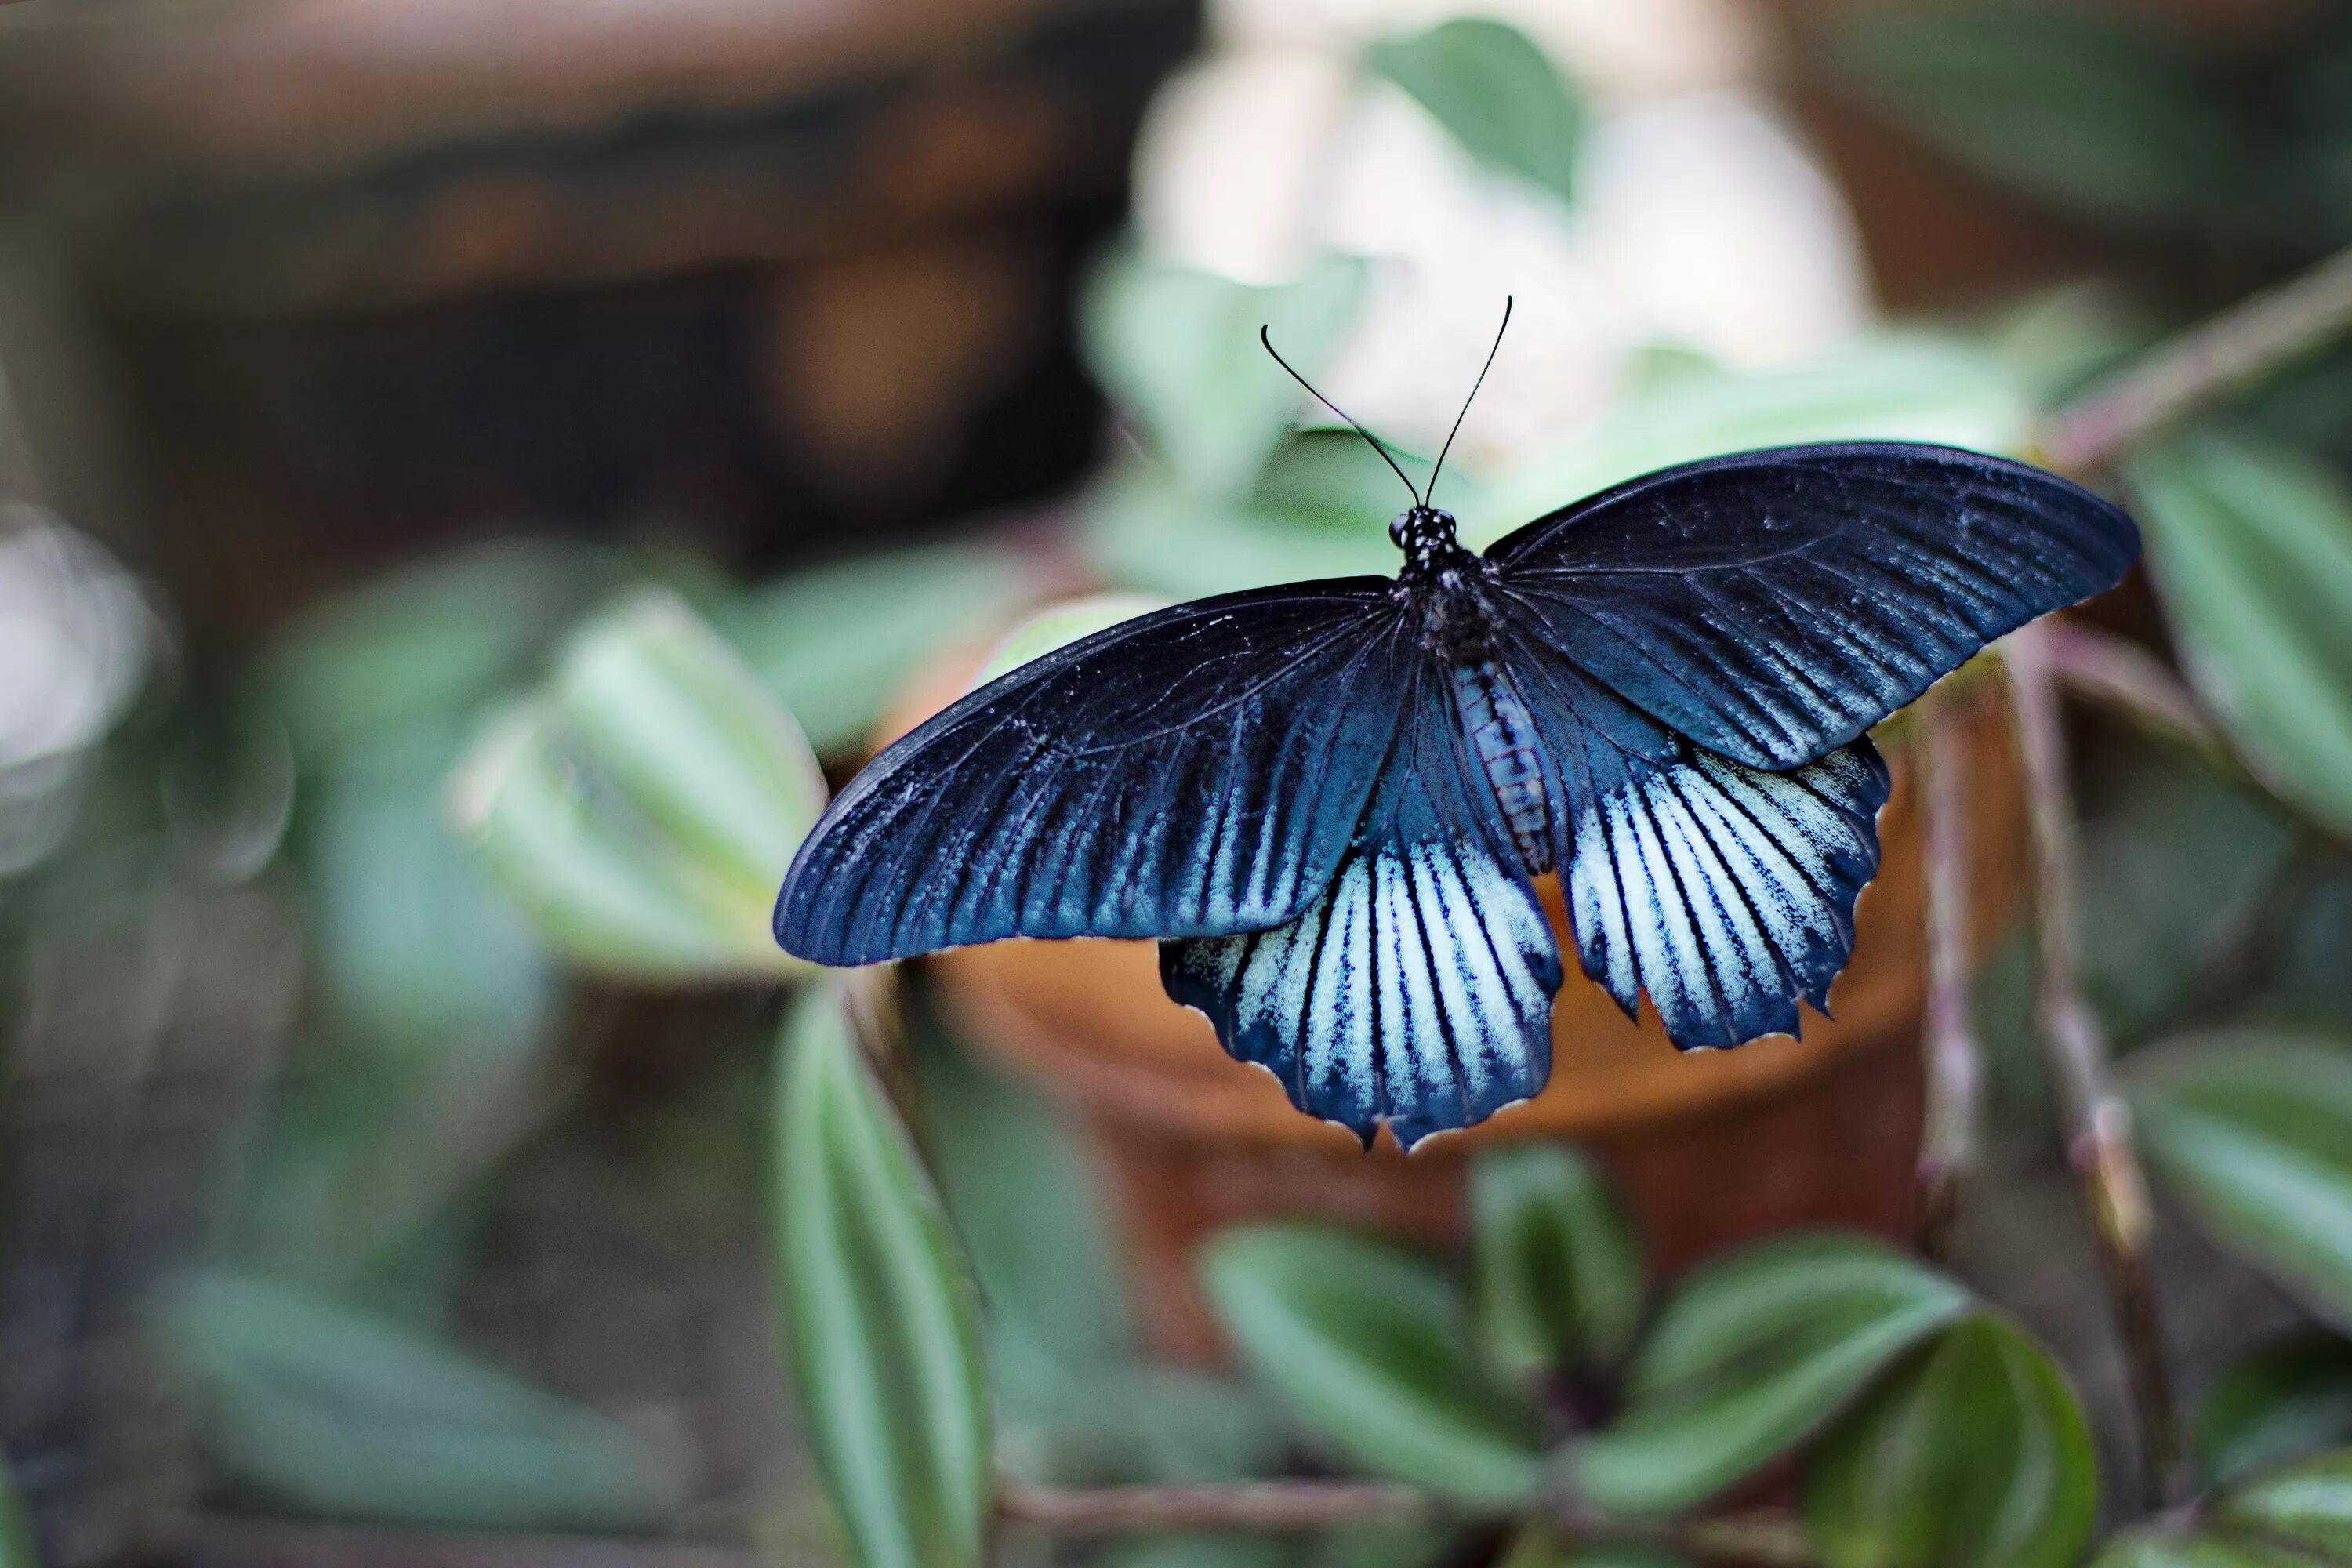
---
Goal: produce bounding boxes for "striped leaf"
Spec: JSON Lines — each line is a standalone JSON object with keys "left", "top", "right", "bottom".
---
{"left": 775, "top": 982, "right": 991, "bottom": 1568}
{"left": 1568, "top": 1234, "right": 1969, "bottom": 1515}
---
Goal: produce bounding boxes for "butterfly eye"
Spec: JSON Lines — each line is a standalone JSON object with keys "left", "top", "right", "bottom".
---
{"left": 1388, "top": 511, "right": 1416, "bottom": 548}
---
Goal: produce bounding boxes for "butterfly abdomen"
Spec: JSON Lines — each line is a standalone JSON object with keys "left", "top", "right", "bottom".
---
{"left": 1448, "top": 659, "right": 1555, "bottom": 875}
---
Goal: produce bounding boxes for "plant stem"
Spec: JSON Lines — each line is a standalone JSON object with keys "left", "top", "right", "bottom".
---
{"left": 1915, "top": 689, "right": 1980, "bottom": 1264}
{"left": 999, "top": 1481, "right": 1819, "bottom": 1564}
{"left": 998, "top": 1479, "right": 1442, "bottom": 1534}
{"left": 2004, "top": 624, "right": 2182, "bottom": 1507}
{"left": 2035, "top": 622, "right": 2222, "bottom": 759}
{"left": 2042, "top": 243, "right": 2352, "bottom": 473}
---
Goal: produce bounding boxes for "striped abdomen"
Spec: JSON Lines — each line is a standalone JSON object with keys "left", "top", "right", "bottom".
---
{"left": 1448, "top": 659, "right": 1554, "bottom": 874}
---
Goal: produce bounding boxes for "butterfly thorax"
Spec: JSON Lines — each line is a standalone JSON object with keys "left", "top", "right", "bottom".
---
{"left": 1389, "top": 506, "right": 1497, "bottom": 655}
{"left": 1388, "top": 506, "right": 1555, "bottom": 875}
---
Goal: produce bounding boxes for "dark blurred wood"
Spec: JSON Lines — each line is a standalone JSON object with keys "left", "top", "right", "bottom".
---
{"left": 0, "top": 0, "right": 1192, "bottom": 640}
{"left": 0, "top": 0, "right": 1194, "bottom": 314}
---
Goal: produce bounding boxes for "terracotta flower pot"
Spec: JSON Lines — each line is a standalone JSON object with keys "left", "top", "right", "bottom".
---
{"left": 882, "top": 645, "right": 2027, "bottom": 1364}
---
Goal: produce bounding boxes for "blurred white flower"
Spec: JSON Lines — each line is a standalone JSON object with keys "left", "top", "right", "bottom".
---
{"left": 0, "top": 506, "right": 149, "bottom": 773}
{"left": 1131, "top": 0, "right": 1871, "bottom": 472}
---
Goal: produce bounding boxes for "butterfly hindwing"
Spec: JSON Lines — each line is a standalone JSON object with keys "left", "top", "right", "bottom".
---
{"left": 1161, "top": 663, "right": 1562, "bottom": 1150}
{"left": 1494, "top": 622, "right": 1891, "bottom": 1049}
{"left": 1487, "top": 442, "right": 2138, "bottom": 769}
{"left": 775, "top": 583, "right": 1414, "bottom": 965}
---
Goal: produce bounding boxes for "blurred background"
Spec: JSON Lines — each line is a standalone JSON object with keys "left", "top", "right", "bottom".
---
{"left": 3, "top": 0, "right": 2352, "bottom": 1563}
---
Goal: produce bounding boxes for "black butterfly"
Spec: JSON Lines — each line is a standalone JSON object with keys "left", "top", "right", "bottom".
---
{"left": 775, "top": 310, "right": 2138, "bottom": 1149}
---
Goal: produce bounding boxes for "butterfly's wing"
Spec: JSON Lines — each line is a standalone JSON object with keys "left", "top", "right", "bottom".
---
{"left": 1161, "top": 658, "right": 1563, "bottom": 1150}
{"left": 1500, "top": 629, "right": 1891, "bottom": 1050}
{"left": 1485, "top": 442, "right": 2139, "bottom": 769}
{"left": 775, "top": 582, "right": 1417, "bottom": 966}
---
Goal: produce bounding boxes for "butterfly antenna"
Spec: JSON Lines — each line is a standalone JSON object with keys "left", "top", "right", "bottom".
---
{"left": 1258, "top": 324, "right": 1421, "bottom": 506}
{"left": 1426, "top": 295, "right": 1512, "bottom": 505}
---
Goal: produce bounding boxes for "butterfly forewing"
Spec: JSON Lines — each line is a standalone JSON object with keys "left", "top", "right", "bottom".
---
{"left": 1161, "top": 659, "right": 1561, "bottom": 1149}
{"left": 774, "top": 582, "right": 1414, "bottom": 964}
{"left": 1486, "top": 443, "right": 2139, "bottom": 769}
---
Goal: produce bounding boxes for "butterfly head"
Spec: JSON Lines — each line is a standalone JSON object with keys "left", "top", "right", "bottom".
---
{"left": 1389, "top": 504, "right": 1460, "bottom": 558}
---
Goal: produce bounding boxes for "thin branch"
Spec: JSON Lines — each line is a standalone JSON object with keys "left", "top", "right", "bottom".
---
{"left": 2043, "top": 244, "right": 2352, "bottom": 474}
{"left": 1915, "top": 688, "right": 1981, "bottom": 1264}
{"left": 2004, "top": 624, "right": 2183, "bottom": 1508}
{"left": 999, "top": 1482, "right": 1818, "bottom": 1566}
{"left": 997, "top": 1479, "right": 1442, "bottom": 1534}
{"left": 2035, "top": 621, "right": 2223, "bottom": 758}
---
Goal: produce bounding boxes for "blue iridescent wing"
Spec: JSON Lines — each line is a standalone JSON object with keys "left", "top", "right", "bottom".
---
{"left": 775, "top": 583, "right": 1414, "bottom": 966}
{"left": 1484, "top": 442, "right": 2139, "bottom": 768}
{"left": 1160, "top": 659, "right": 1563, "bottom": 1150}
{"left": 1499, "top": 623, "right": 1891, "bottom": 1051}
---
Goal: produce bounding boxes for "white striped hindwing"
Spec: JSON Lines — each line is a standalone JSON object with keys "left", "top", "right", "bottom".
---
{"left": 1162, "top": 833, "right": 1561, "bottom": 1149}
{"left": 1564, "top": 737, "right": 1890, "bottom": 1051}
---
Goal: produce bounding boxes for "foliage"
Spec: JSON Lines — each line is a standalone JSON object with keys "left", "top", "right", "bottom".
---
{"left": 1831, "top": 3, "right": 2242, "bottom": 234}
{"left": 1568, "top": 1236, "right": 1970, "bottom": 1516}
{"left": 1805, "top": 1315, "right": 2096, "bottom": 1568}
{"left": 1082, "top": 250, "right": 1369, "bottom": 506}
{"left": 70, "top": 2, "right": 2352, "bottom": 1561}
{"left": 2197, "top": 1331, "right": 2352, "bottom": 1486}
{"left": 450, "top": 588, "right": 824, "bottom": 982}
{"left": 1469, "top": 1144, "right": 1642, "bottom": 1387}
{"left": 2094, "top": 1451, "right": 2352, "bottom": 1565}
{"left": 1204, "top": 1225, "right": 1544, "bottom": 1504}
{"left": 2127, "top": 430, "right": 2352, "bottom": 838}
{"left": 718, "top": 541, "right": 1040, "bottom": 757}
{"left": 0, "top": 1464, "right": 30, "bottom": 1568}
{"left": 2128, "top": 1029, "right": 2352, "bottom": 1332}
{"left": 148, "top": 1270, "right": 684, "bottom": 1530}
{"left": 1368, "top": 18, "right": 1585, "bottom": 207}
{"left": 774, "top": 982, "right": 992, "bottom": 1568}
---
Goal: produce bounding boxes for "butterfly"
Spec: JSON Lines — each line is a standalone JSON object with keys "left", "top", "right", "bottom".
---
{"left": 774, "top": 305, "right": 2140, "bottom": 1149}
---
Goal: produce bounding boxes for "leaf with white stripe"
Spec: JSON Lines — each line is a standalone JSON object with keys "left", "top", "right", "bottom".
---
{"left": 2128, "top": 1029, "right": 2352, "bottom": 1331}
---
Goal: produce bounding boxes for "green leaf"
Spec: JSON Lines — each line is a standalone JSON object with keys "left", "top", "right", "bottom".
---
{"left": 1496, "top": 1534, "right": 1692, "bottom": 1568}
{"left": 267, "top": 539, "right": 609, "bottom": 758}
{"left": 906, "top": 1010, "right": 1138, "bottom": 1421}
{"left": 1468, "top": 1144, "right": 1643, "bottom": 1385}
{"left": 720, "top": 542, "right": 1038, "bottom": 756}
{"left": 1830, "top": 4, "right": 2241, "bottom": 232}
{"left": 0, "top": 1461, "right": 31, "bottom": 1568}
{"left": 2126, "top": 431, "right": 2352, "bottom": 837}
{"left": 550, "top": 589, "right": 829, "bottom": 902}
{"left": 1468, "top": 336, "right": 2031, "bottom": 548}
{"left": 1369, "top": 19, "right": 1584, "bottom": 205}
{"left": 971, "top": 593, "right": 1172, "bottom": 689}
{"left": 307, "top": 731, "right": 557, "bottom": 1057}
{"left": 1803, "top": 1314, "right": 2096, "bottom": 1568}
{"left": 149, "top": 1270, "right": 684, "bottom": 1530}
{"left": 1567, "top": 1233, "right": 1970, "bottom": 1516}
{"left": 1202, "top": 1225, "right": 1543, "bottom": 1504}
{"left": 450, "top": 589, "right": 822, "bottom": 984}
{"left": 214, "top": 1036, "right": 542, "bottom": 1314}
{"left": 1082, "top": 250, "right": 1367, "bottom": 502}
{"left": 775, "top": 982, "right": 991, "bottom": 1568}
{"left": 2198, "top": 1331, "right": 2352, "bottom": 1487}
{"left": 2097, "top": 1450, "right": 2352, "bottom": 1565}
{"left": 1006, "top": 1365, "right": 1286, "bottom": 1490}
{"left": 1098, "top": 1537, "right": 1294, "bottom": 1568}
{"left": 2073, "top": 739, "right": 2292, "bottom": 1045}
{"left": 1086, "top": 449, "right": 1410, "bottom": 599}
{"left": 2221, "top": 1450, "right": 2352, "bottom": 1555}
{"left": 2128, "top": 1029, "right": 2352, "bottom": 1330}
